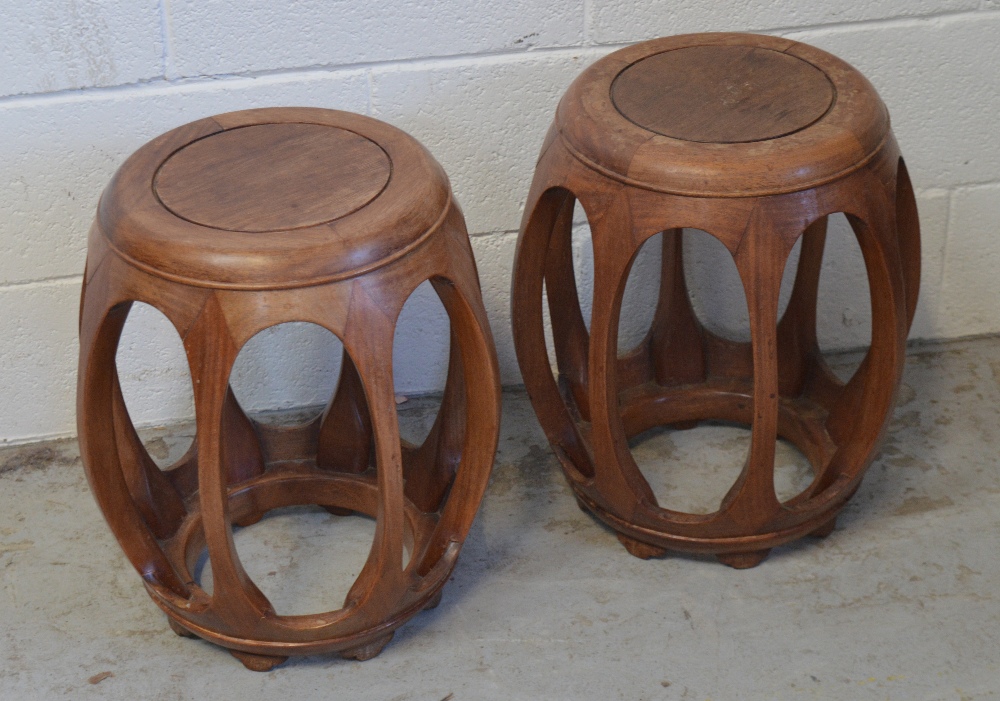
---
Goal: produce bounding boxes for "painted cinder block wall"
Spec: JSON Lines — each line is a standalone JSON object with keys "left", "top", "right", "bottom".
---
{"left": 1, "top": 1, "right": 998, "bottom": 443}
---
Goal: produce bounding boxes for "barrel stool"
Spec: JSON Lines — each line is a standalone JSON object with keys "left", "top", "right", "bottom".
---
{"left": 512, "top": 33, "right": 920, "bottom": 568}
{"left": 77, "top": 107, "right": 501, "bottom": 669}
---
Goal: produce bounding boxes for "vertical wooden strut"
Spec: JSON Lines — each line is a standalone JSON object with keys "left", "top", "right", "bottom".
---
{"left": 318, "top": 349, "right": 373, "bottom": 475}
{"left": 776, "top": 217, "right": 827, "bottom": 398}
{"left": 544, "top": 193, "right": 591, "bottom": 419}
{"left": 649, "top": 229, "right": 706, "bottom": 388}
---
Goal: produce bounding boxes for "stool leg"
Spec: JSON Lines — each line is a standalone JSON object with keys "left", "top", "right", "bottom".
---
{"left": 776, "top": 216, "right": 827, "bottom": 398}
{"left": 512, "top": 187, "right": 593, "bottom": 479}
{"left": 544, "top": 194, "right": 591, "bottom": 419}
{"left": 111, "top": 362, "right": 187, "bottom": 539}
{"left": 185, "top": 294, "right": 274, "bottom": 624}
{"left": 318, "top": 348, "right": 373, "bottom": 477}
{"left": 895, "top": 158, "right": 921, "bottom": 333}
{"left": 715, "top": 217, "right": 797, "bottom": 564}
{"left": 414, "top": 215, "right": 501, "bottom": 574}
{"left": 402, "top": 322, "right": 466, "bottom": 513}
{"left": 338, "top": 285, "right": 407, "bottom": 621}
{"left": 585, "top": 195, "right": 658, "bottom": 515}
{"left": 820, "top": 207, "right": 907, "bottom": 489}
{"left": 649, "top": 228, "right": 706, "bottom": 388}
{"left": 78, "top": 281, "right": 190, "bottom": 598}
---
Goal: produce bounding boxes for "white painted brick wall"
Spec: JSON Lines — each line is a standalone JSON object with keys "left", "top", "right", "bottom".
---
{"left": 0, "top": 1, "right": 997, "bottom": 443}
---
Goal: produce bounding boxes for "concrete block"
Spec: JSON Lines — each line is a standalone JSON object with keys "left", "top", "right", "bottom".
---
{"left": 0, "top": 0, "right": 163, "bottom": 97}
{"left": 786, "top": 14, "right": 1000, "bottom": 189}
{"left": 229, "top": 321, "right": 343, "bottom": 415}
{"left": 167, "top": 0, "right": 585, "bottom": 77}
{"left": 589, "top": 0, "right": 978, "bottom": 44}
{"left": 938, "top": 184, "right": 1000, "bottom": 337}
{"left": 0, "top": 280, "right": 79, "bottom": 442}
{"left": 0, "top": 70, "right": 368, "bottom": 286}
{"left": 372, "top": 51, "right": 607, "bottom": 237}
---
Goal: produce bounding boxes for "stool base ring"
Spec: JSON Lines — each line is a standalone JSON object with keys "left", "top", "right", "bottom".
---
{"left": 152, "top": 468, "right": 447, "bottom": 666}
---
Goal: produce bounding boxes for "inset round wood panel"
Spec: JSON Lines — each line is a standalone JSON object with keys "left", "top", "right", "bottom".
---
{"left": 611, "top": 45, "right": 835, "bottom": 143}
{"left": 155, "top": 123, "right": 391, "bottom": 233}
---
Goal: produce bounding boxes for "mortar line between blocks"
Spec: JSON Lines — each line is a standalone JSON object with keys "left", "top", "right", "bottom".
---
{"left": 0, "top": 43, "right": 617, "bottom": 109}
{"left": 158, "top": 0, "right": 178, "bottom": 81}
{"left": 939, "top": 189, "right": 956, "bottom": 313}
{"left": 770, "top": 7, "right": 998, "bottom": 36}
{"left": 0, "top": 275, "right": 82, "bottom": 291}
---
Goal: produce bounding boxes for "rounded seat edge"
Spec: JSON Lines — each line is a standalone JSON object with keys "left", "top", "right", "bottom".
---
{"left": 556, "top": 33, "right": 891, "bottom": 198}
{"left": 96, "top": 107, "right": 453, "bottom": 290}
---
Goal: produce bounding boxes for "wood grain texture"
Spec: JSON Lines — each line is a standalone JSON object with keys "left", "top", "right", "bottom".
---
{"left": 155, "top": 123, "right": 390, "bottom": 232}
{"left": 512, "top": 33, "right": 919, "bottom": 567}
{"left": 557, "top": 33, "right": 888, "bottom": 198}
{"left": 77, "top": 107, "right": 501, "bottom": 669}
{"left": 611, "top": 45, "right": 834, "bottom": 143}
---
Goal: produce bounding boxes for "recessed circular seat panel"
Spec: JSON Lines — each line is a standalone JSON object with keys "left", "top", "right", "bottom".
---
{"left": 98, "top": 108, "right": 450, "bottom": 289}
{"left": 611, "top": 45, "right": 835, "bottom": 144}
{"left": 155, "top": 123, "right": 391, "bottom": 233}
{"left": 555, "top": 33, "right": 889, "bottom": 197}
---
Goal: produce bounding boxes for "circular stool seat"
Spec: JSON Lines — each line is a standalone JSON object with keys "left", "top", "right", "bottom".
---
{"left": 512, "top": 33, "right": 920, "bottom": 567}
{"left": 78, "top": 107, "right": 501, "bottom": 669}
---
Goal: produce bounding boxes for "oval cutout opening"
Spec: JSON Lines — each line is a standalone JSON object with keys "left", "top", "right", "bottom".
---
{"left": 230, "top": 322, "right": 343, "bottom": 427}
{"left": 393, "top": 280, "right": 450, "bottom": 448}
{"left": 198, "top": 506, "right": 377, "bottom": 616}
{"left": 630, "top": 422, "right": 748, "bottom": 515}
{"left": 573, "top": 199, "right": 596, "bottom": 333}
{"left": 684, "top": 228, "right": 751, "bottom": 343}
{"left": 817, "top": 213, "right": 873, "bottom": 383}
{"left": 618, "top": 231, "right": 662, "bottom": 354}
{"left": 116, "top": 302, "right": 196, "bottom": 469}
{"left": 629, "top": 424, "right": 814, "bottom": 513}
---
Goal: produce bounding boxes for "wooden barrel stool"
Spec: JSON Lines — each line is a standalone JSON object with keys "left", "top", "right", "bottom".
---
{"left": 512, "top": 33, "right": 920, "bottom": 568}
{"left": 77, "top": 107, "right": 501, "bottom": 669}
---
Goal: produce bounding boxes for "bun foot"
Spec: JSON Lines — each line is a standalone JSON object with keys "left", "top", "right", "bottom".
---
{"left": 424, "top": 590, "right": 443, "bottom": 611}
{"left": 230, "top": 650, "right": 288, "bottom": 672}
{"left": 616, "top": 533, "right": 667, "bottom": 560}
{"left": 671, "top": 420, "right": 699, "bottom": 430}
{"left": 232, "top": 512, "right": 263, "bottom": 527}
{"left": 810, "top": 517, "right": 837, "bottom": 538}
{"left": 324, "top": 505, "right": 353, "bottom": 517}
{"left": 716, "top": 549, "right": 770, "bottom": 569}
{"left": 167, "top": 617, "right": 196, "bottom": 638}
{"left": 341, "top": 632, "right": 394, "bottom": 661}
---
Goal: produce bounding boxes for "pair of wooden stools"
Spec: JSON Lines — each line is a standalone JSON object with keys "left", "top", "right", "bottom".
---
{"left": 78, "top": 33, "right": 919, "bottom": 669}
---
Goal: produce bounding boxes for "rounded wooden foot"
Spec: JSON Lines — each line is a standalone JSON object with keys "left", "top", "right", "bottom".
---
{"left": 323, "top": 505, "right": 353, "bottom": 517}
{"left": 423, "top": 590, "right": 443, "bottom": 611}
{"left": 716, "top": 549, "right": 771, "bottom": 569}
{"left": 810, "top": 517, "right": 837, "bottom": 538}
{"left": 616, "top": 532, "right": 668, "bottom": 560}
{"left": 670, "top": 420, "right": 699, "bottom": 431}
{"left": 340, "top": 632, "right": 394, "bottom": 661}
{"left": 167, "top": 617, "right": 196, "bottom": 638}
{"left": 232, "top": 512, "right": 263, "bottom": 527}
{"left": 230, "top": 649, "right": 288, "bottom": 672}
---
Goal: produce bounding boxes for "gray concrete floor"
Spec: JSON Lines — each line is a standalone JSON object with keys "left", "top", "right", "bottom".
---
{"left": 1, "top": 337, "right": 999, "bottom": 700}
